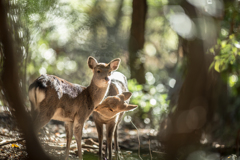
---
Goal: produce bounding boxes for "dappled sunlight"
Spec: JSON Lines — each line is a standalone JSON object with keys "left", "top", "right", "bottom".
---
{"left": 41, "top": 48, "right": 56, "bottom": 64}
{"left": 175, "top": 106, "right": 207, "bottom": 133}
{"left": 169, "top": 52, "right": 177, "bottom": 64}
{"left": 168, "top": 78, "right": 176, "bottom": 88}
{"left": 169, "top": 13, "right": 195, "bottom": 39}
{"left": 187, "top": 0, "right": 223, "bottom": 17}
{"left": 140, "top": 101, "right": 146, "bottom": 107}
{"left": 229, "top": 75, "right": 238, "bottom": 87}
{"left": 235, "top": 43, "right": 240, "bottom": 50}
{"left": 164, "top": 5, "right": 195, "bottom": 39}
{"left": 145, "top": 72, "right": 155, "bottom": 85}
{"left": 124, "top": 115, "right": 132, "bottom": 123}
{"left": 1, "top": 0, "right": 240, "bottom": 159}
{"left": 57, "top": 58, "right": 77, "bottom": 72}
{"left": 150, "top": 98, "right": 157, "bottom": 105}
{"left": 144, "top": 118, "right": 150, "bottom": 124}
{"left": 145, "top": 43, "right": 157, "bottom": 57}
{"left": 156, "top": 84, "right": 165, "bottom": 93}
{"left": 56, "top": 61, "right": 64, "bottom": 71}
{"left": 187, "top": 150, "right": 220, "bottom": 160}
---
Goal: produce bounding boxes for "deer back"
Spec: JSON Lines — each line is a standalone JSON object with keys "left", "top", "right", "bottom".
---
{"left": 29, "top": 74, "right": 86, "bottom": 115}
{"left": 108, "top": 72, "right": 129, "bottom": 96}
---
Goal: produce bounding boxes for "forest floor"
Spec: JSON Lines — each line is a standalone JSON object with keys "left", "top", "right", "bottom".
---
{"left": 0, "top": 107, "right": 239, "bottom": 160}
{"left": 0, "top": 107, "right": 162, "bottom": 160}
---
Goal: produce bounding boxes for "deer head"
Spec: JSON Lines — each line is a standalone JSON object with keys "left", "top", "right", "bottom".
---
{"left": 88, "top": 57, "right": 121, "bottom": 88}
{"left": 94, "top": 92, "right": 138, "bottom": 118}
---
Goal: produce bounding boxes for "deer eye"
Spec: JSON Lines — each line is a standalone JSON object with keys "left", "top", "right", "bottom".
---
{"left": 109, "top": 108, "right": 113, "bottom": 112}
{"left": 97, "top": 70, "right": 101, "bottom": 73}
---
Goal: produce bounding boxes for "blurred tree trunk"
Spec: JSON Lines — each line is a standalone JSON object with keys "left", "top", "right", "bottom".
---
{"left": 107, "top": 0, "right": 123, "bottom": 36}
{"left": 128, "top": 0, "right": 147, "bottom": 84}
{"left": 161, "top": 1, "right": 222, "bottom": 160}
{"left": 0, "top": 1, "right": 50, "bottom": 160}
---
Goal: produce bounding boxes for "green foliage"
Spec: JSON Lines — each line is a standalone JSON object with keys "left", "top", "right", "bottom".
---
{"left": 209, "top": 34, "right": 240, "bottom": 96}
{"left": 203, "top": 1, "right": 240, "bottom": 146}
{"left": 210, "top": 35, "right": 240, "bottom": 73}
{"left": 127, "top": 78, "right": 169, "bottom": 129}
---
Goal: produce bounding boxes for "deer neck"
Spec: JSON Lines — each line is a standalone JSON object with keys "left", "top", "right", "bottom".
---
{"left": 87, "top": 80, "right": 110, "bottom": 108}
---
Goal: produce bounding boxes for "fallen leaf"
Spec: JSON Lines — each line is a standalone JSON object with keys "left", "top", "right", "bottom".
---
{"left": 11, "top": 144, "right": 19, "bottom": 148}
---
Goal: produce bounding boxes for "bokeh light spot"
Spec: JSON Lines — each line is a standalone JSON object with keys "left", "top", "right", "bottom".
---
{"left": 169, "top": 78, "right": 176, "bottom": 88}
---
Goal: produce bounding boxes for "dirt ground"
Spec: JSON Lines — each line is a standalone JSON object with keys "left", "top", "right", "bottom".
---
{"left": 1, "top": 106, "right": 238, "bottom": 160}
{"left": 0, "top": 107, "right": 162, "bottom": 160}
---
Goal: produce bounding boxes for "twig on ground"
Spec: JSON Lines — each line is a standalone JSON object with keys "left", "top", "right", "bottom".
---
{"left": 152, "top": 151, "right": 166, "bottom": 154}
{"left": 0, "top": 133, "right": 18, "bottom": 138}
{"left": 149, "top": 139, "right": 152, "bottom": 160}
{"left": 130, "top": 120, "right": 143, "bottom": 160}
{"left": 236, "top": 129, "right": 240, "bottom": 156}
{"left": 0, "top": 138, "right": 24, "bottom": 147}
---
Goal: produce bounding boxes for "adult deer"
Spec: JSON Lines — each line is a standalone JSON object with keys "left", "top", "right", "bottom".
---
{"left": 28, "top": 56, "right": 121, "bottom": 159}
{"left": 93, "top": 72, "right": 138, "bottom": 160}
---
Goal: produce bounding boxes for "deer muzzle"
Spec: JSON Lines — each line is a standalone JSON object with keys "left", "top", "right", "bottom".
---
{"left": 105, "top": 77, "right": 110, "bottom": 82}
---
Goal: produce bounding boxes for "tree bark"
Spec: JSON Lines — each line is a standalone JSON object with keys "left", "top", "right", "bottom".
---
{"left": 162, "top": 1, "right": 221, "bottom": 159}
{"left": 0, "top": 1, "right": 50, "bottom": 160}
{"left": 128, "top": 0, "right": 147, "bottom": 84}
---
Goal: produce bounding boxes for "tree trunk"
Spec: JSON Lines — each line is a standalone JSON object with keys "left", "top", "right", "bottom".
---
{"left": 162, "top": 1, "right": 222, "bottom": 159}
{"left": 128, "top": 0, "right": 147, "bottom": 84}
{"left": 0, "top": 1, "right": 50, "bottom": 160}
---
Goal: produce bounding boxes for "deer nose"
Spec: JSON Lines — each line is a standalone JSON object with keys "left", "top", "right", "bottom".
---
{"left": 105, "top": 77, "right": 110, "bottom": 81}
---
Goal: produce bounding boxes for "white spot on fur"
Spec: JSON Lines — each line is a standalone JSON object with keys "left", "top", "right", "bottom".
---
{"left": 35, "top": 87, "right": 45, "bottom": 109}
{"left": 29, "top": 87, "right": 45, "bottom": 111}
{"left": 29, "top": 87, "right": 36, "bottom": 107}
{"left": 110, "top": 72, "right": 126, "bottom": 85}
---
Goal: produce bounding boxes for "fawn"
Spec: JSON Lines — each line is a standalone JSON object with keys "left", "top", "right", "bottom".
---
{"left": 28, "top": 56, "right": 121, "bottom": 160}
{"left": 93, "top": 72, "right": 138, "bottom": 160}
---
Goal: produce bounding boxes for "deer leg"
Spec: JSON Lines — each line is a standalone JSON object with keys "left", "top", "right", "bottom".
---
{"left": 95, "top": 122, "right": 103, "bottom": 159}
{"left": 73, "top": 119, "right": 84, "bottom": 160}
{"left": 106, "top": 122, "right": 116, "bottom": 160}
{"left": 105, "top": 130, "right": 108, "bottom": 159}
{"left": 33, "top": 111, "right": 53, "bottom": 132}
{"left": 65, "top": 121, "right": 73, "bottom": 160}
{"left": 114, "top": 126, "right": 119, "bottom": 158}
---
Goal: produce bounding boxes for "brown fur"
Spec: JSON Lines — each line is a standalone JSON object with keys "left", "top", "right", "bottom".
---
{"left": 93, "top": 72, "right": 138, "bottom": 160}
{"left": 28, "top": 56, "right": 121, "bottom": 160}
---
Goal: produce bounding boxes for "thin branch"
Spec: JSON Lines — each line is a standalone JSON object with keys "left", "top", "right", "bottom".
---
{"left": 149, "top": 139, "right": 152, "bottom": 160}
{"left": 0, "top": 133, "right": 21, "bottom": 138}
{"left": 236, "top": 129, "right": 240, "bottom": 156}
{"left": 130, "top": 120, "right": 143, "bottom": 160}
{"left": 152, "top": 151, "right": 166, "bottom": 154}
{"left": 0, "top": 138, "right": 24, "bottom": 147}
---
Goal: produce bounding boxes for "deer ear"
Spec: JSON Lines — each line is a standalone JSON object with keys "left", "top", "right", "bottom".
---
{"left": 122, "top": 92, "right": 132, "bottom": 101}
{"left": 109, "top": 58, "right": 121, "bottom": 71}
{"left": 88, "top": 56, "right": 98, "bottom": 69}
{"left": 125, "top": 104, "right": 138, "bottom": 111}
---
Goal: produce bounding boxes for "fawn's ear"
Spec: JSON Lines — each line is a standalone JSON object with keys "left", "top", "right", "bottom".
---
{"left": 88, "top": 56, "right": 98, "bottom": 69}
{"left": 108, "top": 58, "right": 121, "bottom": 71}
{"left": 125, "top": 104, "right": 138, "bottom": 111}
{"left": 122, "top": 92, "right": 132, "bottom": 101}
